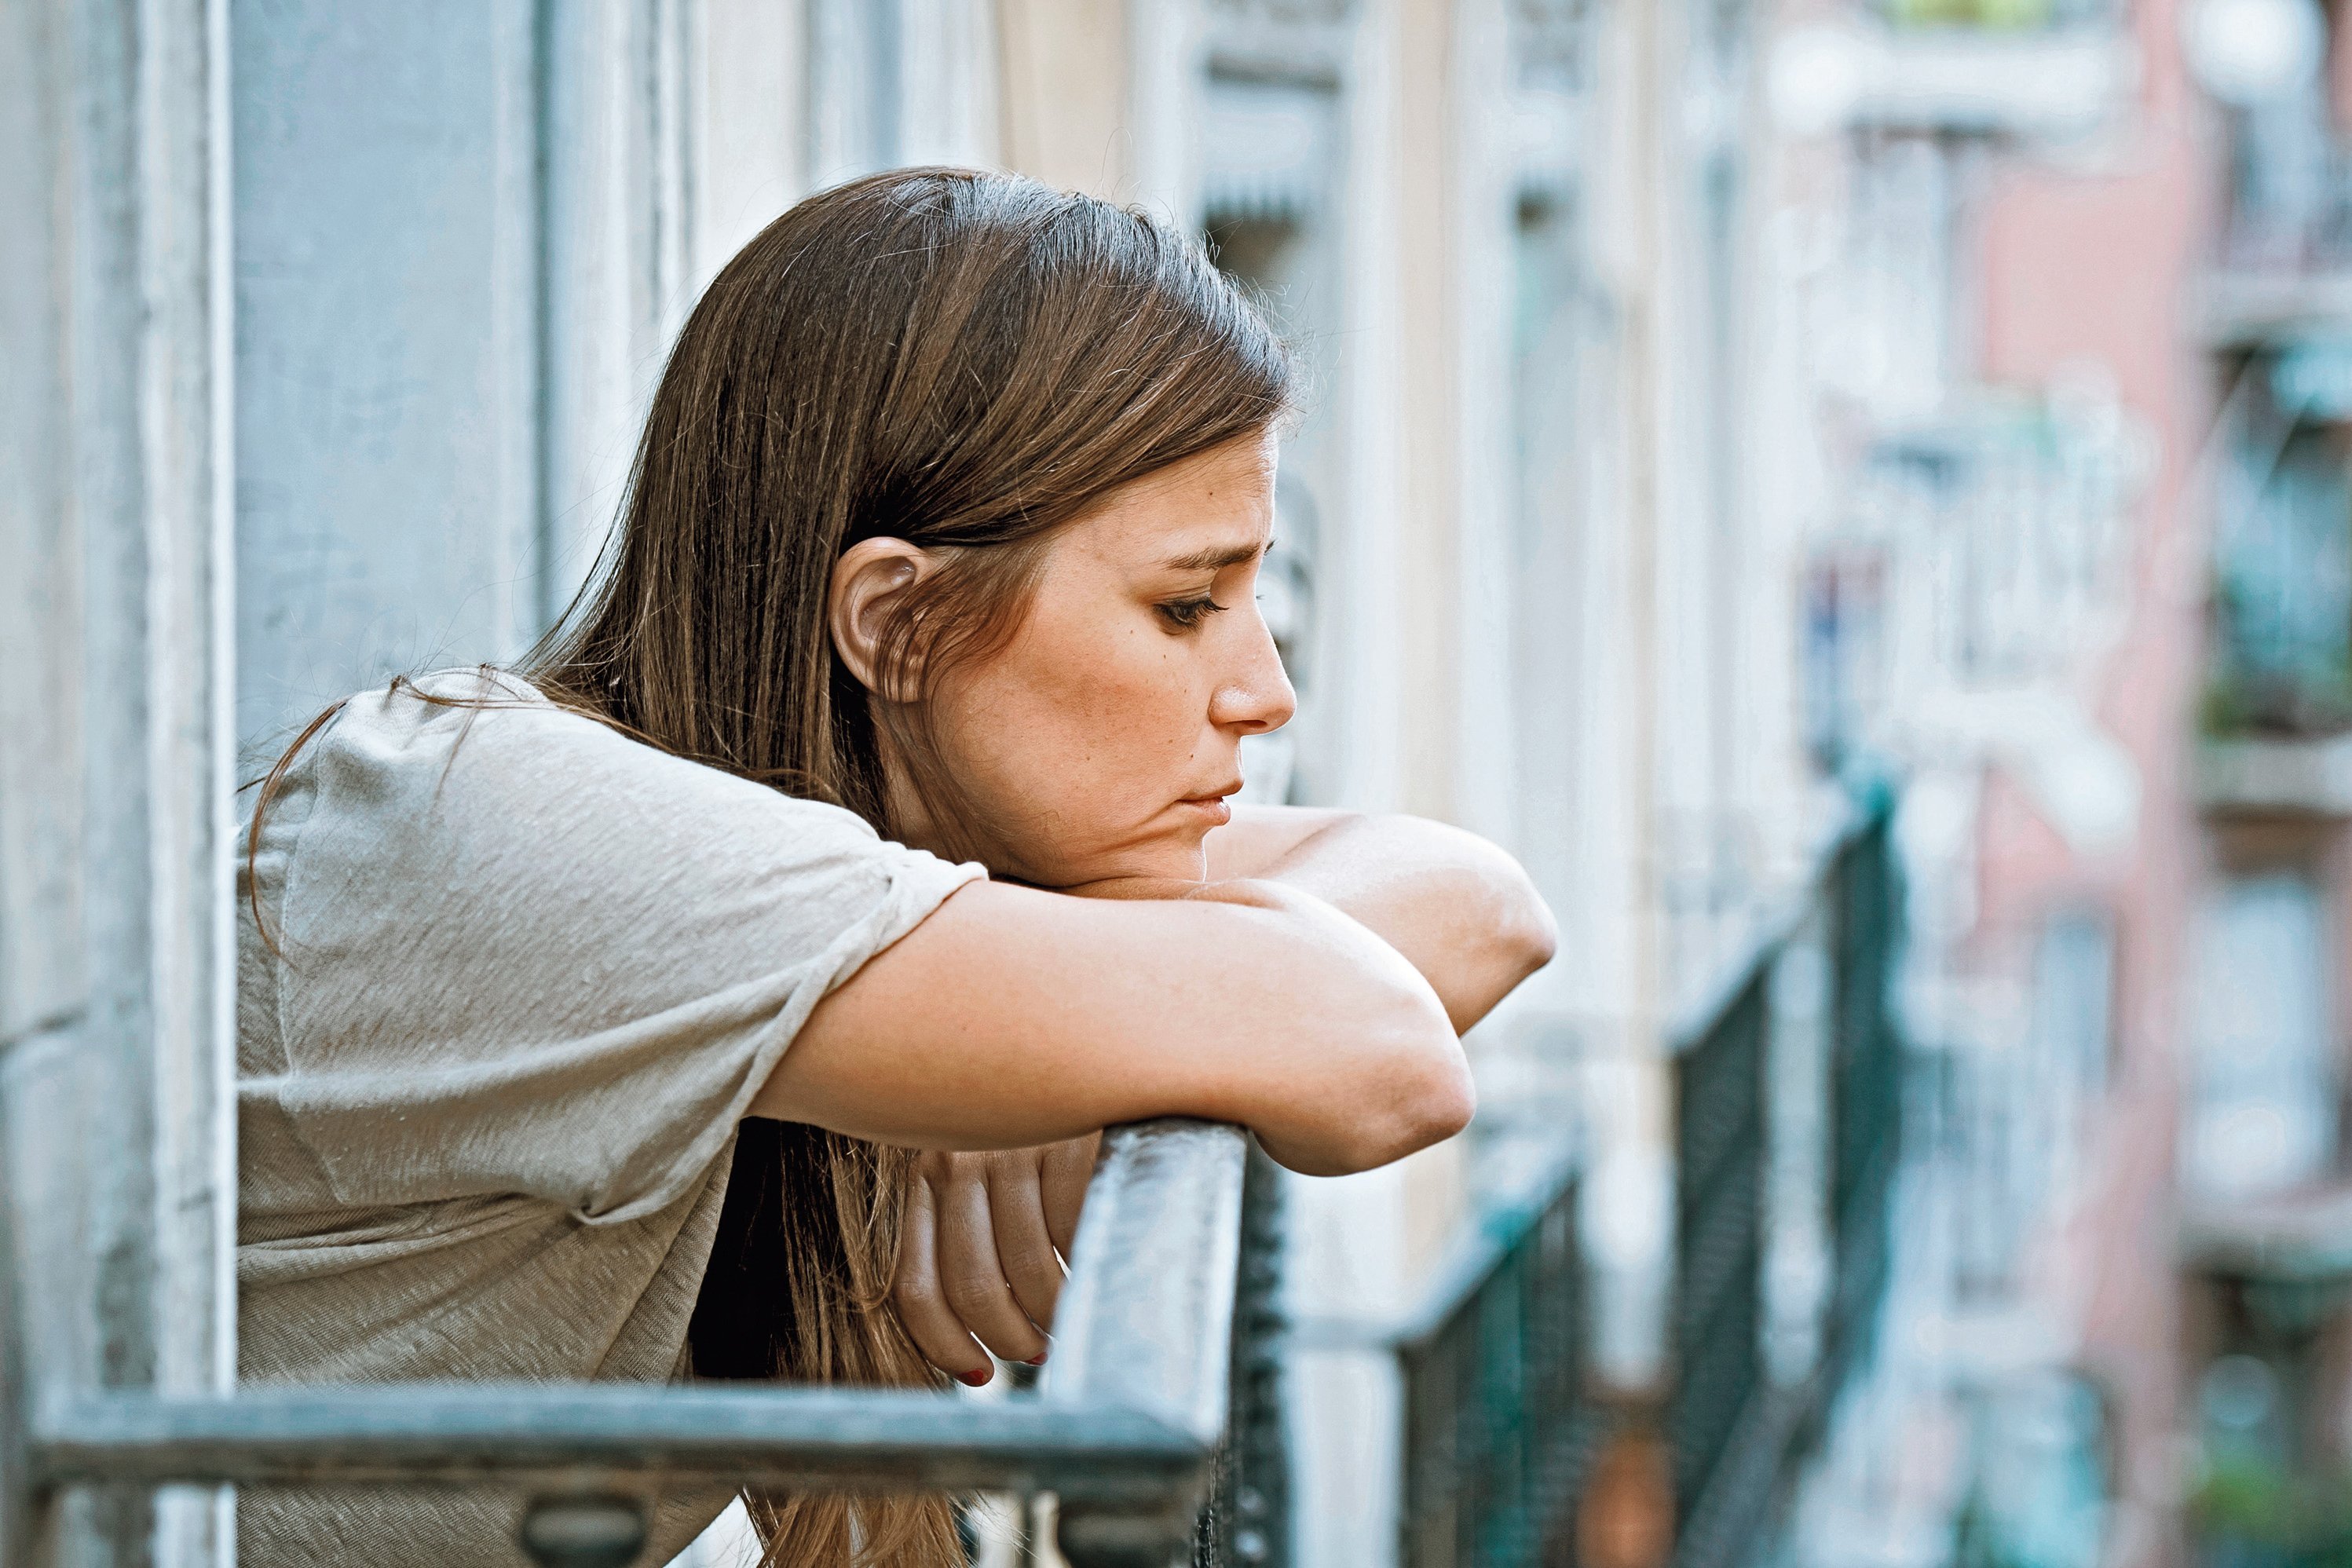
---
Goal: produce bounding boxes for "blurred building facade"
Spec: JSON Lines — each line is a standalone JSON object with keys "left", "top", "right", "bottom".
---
{"left": 43, "top": 0, "right": 2352, "bottom": 1564}
{"left": 1774, "top": 5, "right": 2352, "bottom": 1568}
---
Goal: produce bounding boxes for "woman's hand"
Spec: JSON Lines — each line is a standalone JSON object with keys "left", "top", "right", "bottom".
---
{"left": 891, "top": 1132, "right": 1101, "bottom": 1386}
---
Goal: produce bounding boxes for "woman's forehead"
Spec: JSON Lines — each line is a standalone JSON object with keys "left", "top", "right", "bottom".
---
{"left": 1063, "top": 435, "right": 1278, "bottom": 568}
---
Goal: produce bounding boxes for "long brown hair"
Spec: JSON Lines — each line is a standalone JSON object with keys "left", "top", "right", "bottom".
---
{"left": 527, "top": 170, "right": 1289, "bottom": 1562}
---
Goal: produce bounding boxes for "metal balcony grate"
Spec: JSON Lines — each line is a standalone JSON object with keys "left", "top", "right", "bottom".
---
{"left": 4, "top": 1119, "right": 1278, "bottom": 1568}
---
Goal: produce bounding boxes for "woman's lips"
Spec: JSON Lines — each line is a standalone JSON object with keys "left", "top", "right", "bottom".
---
{"left": 1177, "top": 791, "right": 1235, "bottom": 826}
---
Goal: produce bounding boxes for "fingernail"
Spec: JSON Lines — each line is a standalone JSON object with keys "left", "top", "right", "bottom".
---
{"left": 958, "top": 1368, "right": 992, "bottom": 1387}
{"left": 1025, "top": 1353, "right": 1049, "bottom": 1366}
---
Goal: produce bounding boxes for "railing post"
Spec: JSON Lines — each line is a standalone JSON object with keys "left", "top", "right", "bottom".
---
{"left": 1056, "top": 1503, "right": 1206, "bottom": 1568}
{"left": 1761, "top": 925, "right": 1831, "bottom": 1392}
{"left": 1, "top": 1096, "right": 38, "bottom": 1567}
{"left": 516, "top": 1493, "right": 649, "bottom": 1568}
{"left": 1040, "top": 1120, "right": 1248, "bottom": 1566}
{"left": 1191, "top": 1142, "right": 1291, "bottom": 1568}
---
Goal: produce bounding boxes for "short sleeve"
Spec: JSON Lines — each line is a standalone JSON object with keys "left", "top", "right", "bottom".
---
{"left": 244, "top": 674, "right": 984, "bottom": 1226}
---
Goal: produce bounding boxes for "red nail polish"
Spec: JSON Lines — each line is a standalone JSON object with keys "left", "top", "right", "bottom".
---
{"left": 958, "top": 1368, "right": 991, "bottom": 1387}
{"left": 1025, "top": 1353, "right": 1049, "bottom": 1366}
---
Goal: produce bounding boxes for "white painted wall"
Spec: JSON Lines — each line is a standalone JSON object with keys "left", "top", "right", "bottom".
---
{"left": 2, "top": 2, "right": 236, "bottom": 1563}
{"left": 230, "top": 1, "right": 546, "bottom": 758}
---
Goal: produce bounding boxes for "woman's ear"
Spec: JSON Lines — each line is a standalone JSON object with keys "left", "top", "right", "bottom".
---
{"left": 829, "top": 537, "right": 935, "bottom": 698}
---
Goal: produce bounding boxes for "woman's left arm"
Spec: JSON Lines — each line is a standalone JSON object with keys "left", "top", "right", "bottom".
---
{"left": 891, "top": 810, "right": 1553, "bottom": 1383}
{"left": 1205, "top": 806, "right": 1557, "bottom": 1033}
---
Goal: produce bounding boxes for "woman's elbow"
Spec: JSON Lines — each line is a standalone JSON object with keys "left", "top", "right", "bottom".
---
{"left": 1487, "top": 852, "right": 1559, "bottom": 979}
{"left": 1331, "top": 1025, "right": 1478, "bottom": 1174}
{"left": 1392, "top": 1046, "right": 1478, "bottom": 1157}
{"left": 1441, "top": 865, "right": 1556, "bottom": 1035}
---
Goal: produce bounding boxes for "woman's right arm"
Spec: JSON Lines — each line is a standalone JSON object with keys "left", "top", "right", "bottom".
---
{"left": 751, "top": 878, "right": 1472, "bottom": 1176}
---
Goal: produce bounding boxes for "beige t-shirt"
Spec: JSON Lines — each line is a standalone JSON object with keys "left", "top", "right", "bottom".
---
{"left": 236, "top": 670, "right": 982, "bottom": 1566}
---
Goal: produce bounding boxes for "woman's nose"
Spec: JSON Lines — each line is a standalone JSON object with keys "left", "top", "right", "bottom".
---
{"left": 1209, "top": 618, "right": 1297, "bottom": 735}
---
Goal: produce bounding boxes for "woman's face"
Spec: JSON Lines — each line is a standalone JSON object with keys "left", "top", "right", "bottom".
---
{"left": 914, "top": 429, "right": 1295, "bottom": 886}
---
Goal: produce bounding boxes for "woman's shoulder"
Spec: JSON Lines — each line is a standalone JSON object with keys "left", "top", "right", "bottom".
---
{"left": 244, "top": 667, "right": 956, "bottom": 950}
{"left": 311, "top": 667, "right": 886, "bottom": 847}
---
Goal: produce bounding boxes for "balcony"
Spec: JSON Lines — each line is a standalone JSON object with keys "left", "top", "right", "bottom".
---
{"left": 1871, "top": 0, "right": 2117, "bottom": 22}
{"left": 5, "top": 1121, "right": 1283, "bottom": 1568}
{"left": 8, "top": 813, "right": 1908, "bottom": 1568}
{"left": 6, "top": 788, "right": 1904, "bottom": 1568}
{"left": 2200, "top": 342, "right": 2352, "bottom": 794}
{"left": 2203, "top": 474, "right": 2352, "bottom": 743}
{"left": 2196, "top": 732, "right": 2352, "bottom": 813}
{"left": 1770, "top": 2, "right": 2133, "bottom": 142}
{"left": 1384, "top": 793, "right": 1904, "bottom": 1567}
{"left": 2203, "top": 121, "right": 2352, "bottom": 345}
{"left": 2183, "top": 1180, "right": 2352, "bottom": 1290}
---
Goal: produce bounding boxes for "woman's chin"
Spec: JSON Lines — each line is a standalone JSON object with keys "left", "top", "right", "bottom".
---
{"left": 1029, "top": 837, "right": 1209, "bottom": 891}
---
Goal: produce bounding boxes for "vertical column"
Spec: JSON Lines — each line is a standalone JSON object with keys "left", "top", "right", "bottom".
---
{"left": 1448, "top": 0, "right": 1521, "bottom": 850}
{"left": 540, "top": 0, "right": 700, "bottom": 617}
{"left": 0, "top": 5, "right": 85, "bottom": 1561}
{"left": 997, "top": 0, "right": 1132, "bottom": 197}
{"left": 693, "top": 0, "right": 807, "bottom": 283}
{"left": 1578, "top": 0, "right": 1676, "bottom": 1402}
{"left": 139, "top": 2, "right": 239, "bottom": 1563}
{"left": 1389, "top": 0, "right": 1461, "bottom": 828}
{"left": 1125, "top": 0, "right": 1202, "bottom": 223}
{"left": 899, "top": 0, "right": 1001, "bottom": 170}
{"left": 1288, "top": 8, "right": 1468, "bottom": 1563}
{"left": 1, "top": 1, "right": 235, "bottom": 1564}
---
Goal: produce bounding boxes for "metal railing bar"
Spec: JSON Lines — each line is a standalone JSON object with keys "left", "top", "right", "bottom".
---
{"left": 31, "top": 1386, "right": 1204, "bottom": 1498}
{"left": 1389, "top": 1142, "right": 1578, "bottom": 1353}
{"left": 1039, "top": 1119, "right": 1246, "bottom": 1449}
{"left": 1285, "top": 1141, "right": 1579, "bottom": 1354}
{"left": 1669, "top": 1385, "right": 1804, "bottom": 1568}
{"left": 9, "top": 1117, "right": 1253, "bottom": 1567}
{"left": 1666, "top": 795, "right": 1875, "bottom": 1058}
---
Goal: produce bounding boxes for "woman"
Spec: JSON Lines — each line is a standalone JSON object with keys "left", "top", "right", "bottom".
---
{"left": 237, "top": 169, "right": 1555, "bottom": 1566}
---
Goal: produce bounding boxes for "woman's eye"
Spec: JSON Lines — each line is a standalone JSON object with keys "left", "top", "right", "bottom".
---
{"left": 1156, "top": 596, "right": 1229, "bottom": 630}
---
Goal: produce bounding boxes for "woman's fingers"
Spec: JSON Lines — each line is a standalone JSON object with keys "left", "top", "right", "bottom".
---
{"left": 986, "top": 1152, "right": 1066, "bottom": 1332}
{"left": 1040, "top": 1131, "right": 1100, "bottom": 1259}
{"left": 934, "top": 1156, "right": 1049, "bottom": 1369}
{"left": 890, "top": 1164, "right": 992, "bottom": 1384}
{"left": 887, "top": 1141, "right": 1103, "bottom": 1381}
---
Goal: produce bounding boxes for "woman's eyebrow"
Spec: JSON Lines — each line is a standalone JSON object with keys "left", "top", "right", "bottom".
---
{"left": 1161, "top": 540, "right": 1268, "bottom": 572}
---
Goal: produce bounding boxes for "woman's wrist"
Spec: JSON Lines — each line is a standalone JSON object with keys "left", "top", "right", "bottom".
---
{"left": 1055, "top": 872, "right": 1214, "bottom": 901}
{"left": 1058, "top": 872, "right": 1333, "bottom": 920}
{"left": 1235, "top": 813, "right": 1557, "bottom": 1032}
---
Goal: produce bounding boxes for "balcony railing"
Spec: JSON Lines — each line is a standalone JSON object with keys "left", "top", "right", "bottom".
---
{"left": 1670, "top": 957, "right": 1774, "bottom": 1568}
{"left": 1672, "top": 793, "right": 1901, "bottom": 1568}
{"left": 1396, "top": 1145, "right": 1603, "bottom": 1567}
{"left": 2204, "top": 350, "right": 2352, "bottom": 738}
{"left": 4, "top": 1118, "right": 1283, "bottom": 1568}
{"left": 1395, "top": 791, "right": 1903, "bottom": 1568}
{"left": 1871, "top": 0, "right": 2119, "bottom": 29}
{"left": 1824, "top": 803, "right": 1904, "bottom": 1398}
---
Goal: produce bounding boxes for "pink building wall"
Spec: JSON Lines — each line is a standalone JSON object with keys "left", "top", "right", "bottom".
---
{"left": 1965, "top": 1, "right": 2218, "bottom": 1557}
